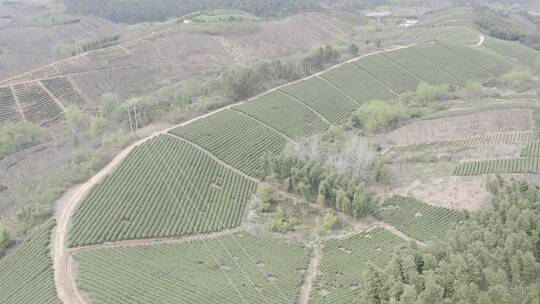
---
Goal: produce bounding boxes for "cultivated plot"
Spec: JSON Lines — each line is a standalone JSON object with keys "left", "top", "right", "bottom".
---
{"left": 74, "top": 233, "right": 310, "bottom": 304}
{"left": 320, "top": 63, "right": 396, "bottom": 103}
{"left": 233, "top": 91, "right": 330, "bottom": 140}
{"left": 483, "top": 37, "right": 540, "bottom": 66}
{"left": 413, "top": 43, "right": 491, "bottom": 82}
{"left": 383, "top": 47, "right": 458, "bottom": 85}
{"left": 310, "top": 228, "right": 406, "bottom": 304}
{"left": 390, "top": 131, "right": 536, "bottom": 153}
{"left": 69, "top": 134, "right": 257, "bottom": 247}
{"left": 0, "top": 220, "right": 60, "bottom": 304}
{"left": 0, "top": 86, "right": 22, "bottom": 125}
{"left": 376, "top": 196, "right": 465, "bottom": 242}
{"left": 170, "top": 109, "right": 288, "bottom": 177}
{"left": 280, "top": 77, "right": 359, "bottom": 124}
{"left": 352, "top": 54, "right": 420, "bottom": 94}
{"left": 440, "top": 42, "right": 514, "bottom": 77}
{"left": 12, "top": 82, "right": 63, "bottom": 124}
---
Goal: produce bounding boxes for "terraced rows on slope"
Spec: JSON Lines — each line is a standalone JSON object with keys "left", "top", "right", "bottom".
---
{"left": 68, "top": 134, "right": 257, "bottom": 247}
{"left": 74, "top": 233, "right": 310, "bottom": 304}
{"left": 390, "top": 131, "right": 536, "bottom": 153}
{"left": 376, "top": 196, "right": 465, "bottom": 242}
{"left": 169, "top": 109, "right": 288, "bottom": 177}
{"left": 320, "top": 64, "right": 397, "bottom": 103}
{"left": 383, "top": 47, "right": 459, "bottom": 85}
{"left": 352, "top": 54, "right": 420, "bottom": 93}
{"left": 0, "top": 220, "right": 60, "bottom": 304}
{"left": 233, "top": 90, "right": 330, "bottom": 140}
{"left": 310, "top": 228, "right": 406, "bottom": 304}
{"left": 413, "top": 43, "right": 491, "bottom": 82}
{"left": 280, "top": 77, "right": 359, "bottom": 124}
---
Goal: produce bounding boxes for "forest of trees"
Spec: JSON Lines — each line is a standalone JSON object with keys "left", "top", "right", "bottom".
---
{"left": 63, "top": 0, "right": 319, "bottom": 23}
{"left": 260, "top": 131, "right": 382, "bottom": 218}
{"left": 356, "top": 178, "right": 540, "bottom": 304}
{"left": 474, "top": 7, "right": 526, "bottom": 41}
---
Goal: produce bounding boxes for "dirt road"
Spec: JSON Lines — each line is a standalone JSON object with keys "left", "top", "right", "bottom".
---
{"left": 51, "top": 101, "right": 244, "bottom": 304}
{"left": 50, "top": 44, "right": 414, "bottom": 304}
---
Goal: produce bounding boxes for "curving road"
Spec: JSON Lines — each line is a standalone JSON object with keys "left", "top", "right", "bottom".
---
{"left": 50, "top": 44, "right": 415, "bottom": 304}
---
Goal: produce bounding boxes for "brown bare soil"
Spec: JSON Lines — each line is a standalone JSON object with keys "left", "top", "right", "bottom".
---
{"left": 391, "top": 176, "right": 492, "bottom": 211}
{"left": 1, "top": 13, "right": 354, "bottom": 105}
{"left": 0, "top": 2, "right": 121, "bottom": 80}
{"left": 385, "top": 109, "right": 533, "bottom": 145}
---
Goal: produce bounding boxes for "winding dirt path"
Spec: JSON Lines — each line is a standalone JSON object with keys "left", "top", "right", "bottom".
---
{"left": 50, "top": 44, "right": 415, "bottom": 304}
{"left": 475, "top": 35, "right": 485, "bottom": 47}
{"left": 51, "top": 101, "right": 244, "bottom": 304}
{"left": 298, "top": 217, "right": 321, "bottom": 304}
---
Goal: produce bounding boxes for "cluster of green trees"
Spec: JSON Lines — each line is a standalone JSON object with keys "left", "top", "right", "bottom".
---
{"left": 0, "top": 121, "right": 46, "bottom": 156}
{"left": 219, "top": 44, "right": 340, "bottom": 101}
{"left": 63, "top": 0, "right": 318, "bottom": 23}
{"left": 356, "top": 178, "right": 540, "bottom": 304}
{"left": 474, "top": 8, "right": 526, "bottom": 41}
{"left": 260, "top": 134, "right": 381, "bottom": 218}
{"left": 114, "top": 43, "right": 346, "bottom": 127}
{"left": 52, "top": 34, "right": 120, "bottom": 58}
{"left": 351, "top": 82, "right": 449, "bottom": 133}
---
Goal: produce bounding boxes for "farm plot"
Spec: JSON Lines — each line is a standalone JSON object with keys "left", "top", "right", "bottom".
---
{"left": 310, "top": 228, "right": 406, "bottom": 304}
{"left": 413, "top": 43, "right": 491, "bottom": 82}
{"left": 419, "top": 100, "right": 537, "bottom": 121}
{"left": 454, "top": 157, "right": 540, "bottom": 176}
{"left": 169, "top": 109, "right": 288, "bottom": 177}
{"left": 320, "top": 64, "right": 396, "bottom": 103}
{"left": 390, "top": 131, "right": 535, "bottom": 153}
{"left": 41, "top": 78, "right": 87, "bottom": 110}
{"left": 385, "top": 108, "right": 532, "bottom": 145}
{"left": 383, "top": 47, "right": 459, "bottom": 85}
{"left": 74, "top": 233, "right": 310, "bottom": 304}
{"left": 280, "top": 77, "right": 359, "bottom": 124}
{"left": 375, "top": 196, "right": 465, "bottom": 242}
{"left": 440, "top": 42, "right": 514, "bottom": 77}
{"left": 0, "top": 220, "right": 61, "bottom": 304}
{"left": 352, "top": 54, "right": 420, "bottom": 93}
{"left": 483, "top": 37, "right": 540, "bottom": 66}
{"left": 68, "top": 134, "right": 257, "bottom": 247}
{"left": 0, "top": 86, "right": 22, "bottom": 125}
{"left": 233, "top": 91, "right": 330, "bottom": 140}
{"left": 521, "top": 141, "right": 540, "bottom": 157}
{"left": 13, "top": 82, "right": 63, "bottom": 125}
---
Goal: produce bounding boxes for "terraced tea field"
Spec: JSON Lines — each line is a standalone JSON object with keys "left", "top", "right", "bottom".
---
{"left": 521, "top": 141, "right": 540, "bottom": 157}
{"left": 0, "top": 86, "right": 22, "bottom": 125}
{"left": 454, "top": 157, "right": 540, "bottom": 176}
{"left": 390, "top": 131, "right": 535, "bottom": 153}
{"left": 310, "top": 228, "right": 406, "bottom": 304}
{"left": 74, "top": 233, "right": 310, "bottom": 304}
{"left": 413, "top": 43, "right": 491, "bottom": 82}
{"left": 41, "top": 78, "right": 87, "bottom": 110}
{"left": 233, "top": 91, "right": 330, "bottom": 140}
{"left": 352, "top": 54, "right": 420, "bottom": 93}
{"left": 0, "top": 220, "right": 60, "bottom": 304}
{"left": 440, "top": 42, "right": 514, "bottom": 77}
{"left": 483, "top": 37, "right": 540, "bottom": 66}
{"left": 68, "top": 135, "right": 257, "bottom": 247}
{"left": 320, "top": 64, "right": 396, "bottom": 103}
{"left": 12, "top": 82, "right": 63, "bottom": 125}
{"left": 383, "top": 47, "right": 459, "bottom": 85}
{"left": 169, "top": 109, "right": 288, "bottom": 177}
{"left": 376, "top": 196, "right": 465, "bottom": 242}
{"left": 280, "top": 77, "right": 359, "bottom": 124}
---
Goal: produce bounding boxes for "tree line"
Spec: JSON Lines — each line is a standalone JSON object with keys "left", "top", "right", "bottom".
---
{"left": 356, "top": 177, "right": 540, "bottom": 304}
{"left": 63, "top": 0, "right": 319, "bottom": 23}
{"left": 260, "top": 130, "right": 383, "bottom": 218}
